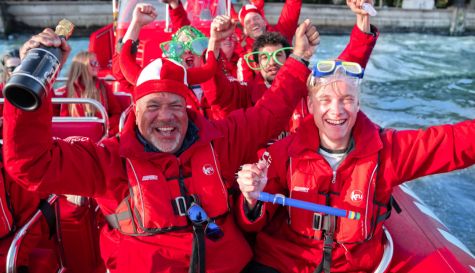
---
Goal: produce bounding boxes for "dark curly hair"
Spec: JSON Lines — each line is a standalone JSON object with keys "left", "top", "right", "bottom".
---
{"left": 252, "top": 32, "right": 291, "bottom": 63}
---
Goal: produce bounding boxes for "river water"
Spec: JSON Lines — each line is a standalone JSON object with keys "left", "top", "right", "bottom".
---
{"left": 1, "top": 33, "right": 475, "bottom": 254}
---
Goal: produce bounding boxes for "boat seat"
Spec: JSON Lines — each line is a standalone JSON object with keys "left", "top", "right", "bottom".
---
{"left": 51, "top": 98, "right": 109, "bottom": 142}
{"left": 113, "top": 91, "right": 133, "bottom": 113}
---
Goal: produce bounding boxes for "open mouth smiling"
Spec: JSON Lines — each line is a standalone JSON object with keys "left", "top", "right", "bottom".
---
{"left": 325, "top": 119, "right": 347, "bottom": 126}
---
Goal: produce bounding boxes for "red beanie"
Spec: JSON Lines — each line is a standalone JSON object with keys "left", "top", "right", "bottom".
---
{"left": 134, "top": 58, "right": 191, "bottom": 102}
{"left": 118, "top": 40, "right": 217, "bottom": 102}
{"left": 238, "top": 4, "right": 262, "bottom": 25}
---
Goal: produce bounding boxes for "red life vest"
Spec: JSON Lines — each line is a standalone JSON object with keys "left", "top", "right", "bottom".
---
{"left": 287, "top": 152, "right": 390, "bottom": 243}
{"left": 107, "top": 144, "right": 229, "bottom": 235}
{"left": 0, "top": 167, "right": 15, "bottom": 238}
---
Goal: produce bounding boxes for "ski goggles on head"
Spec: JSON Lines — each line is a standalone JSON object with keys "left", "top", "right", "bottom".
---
{"left": 309, "top": 60, "right": 364, "bottom": 87}
{"left": 187, "top": 202, "right": 224, "bottom": 241}
{"left": 160, "top": 37, "right": 209, "bottom": 59}
{"left": 313, "top": 60, "right": 364, "bottom": 79}
{"left": 243, "top": 47, "right": 293, "bottom": 71}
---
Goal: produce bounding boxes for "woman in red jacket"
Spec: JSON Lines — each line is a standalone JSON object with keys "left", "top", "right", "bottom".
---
{"left": 236, "top": 59, "right": 475, "bottom": 272}
{"left": 0, "top": 49, "right": 21, "bottom": 138}
{"left": 57, "top": 51, "right": 122, "bottom": 136}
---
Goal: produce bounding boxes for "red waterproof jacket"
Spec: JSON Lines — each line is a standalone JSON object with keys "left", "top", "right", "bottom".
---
{"left": 237, "top": 0, "right": 302, "bottom": 82}
{"left": 202, "top": 25, "right": 379, "bottom": 128}
{"left": 236, "top": 112, "right": 475, "bottom": 272}
{"left": 169, "top": 3, "right": 242, "bottom": 83}
{"left": 0, "top": 159, "right": 49, "bottom": 271}
{"left": 3, "top": 57, "right": 310, "bottom": 273}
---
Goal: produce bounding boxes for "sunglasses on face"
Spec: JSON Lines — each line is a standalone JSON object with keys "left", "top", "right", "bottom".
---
{"left": 244, "top": 47, "right": 293, "bottom": 71}
{"left": 160, "top": 37, "right": 209, "bottom": 59}
{"left": 89, "top": 60, "right": 99, "bottom": 68}
{"left": 187, "top": 202, "right": 224, "bottom": 241}
{"left": 5, "top": 66, "right": 17, "bottom": 73}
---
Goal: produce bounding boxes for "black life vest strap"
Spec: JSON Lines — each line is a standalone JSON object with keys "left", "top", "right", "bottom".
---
{"left": 189, "top": 222, "right": 206, "bottom": 273}
{"left": 314, "top": 193, "right": 336, "bottom": 273}
{"left": 177, "top": 166, "right": 206, "bottom": 273}
{"left": 314, "top": 215, "right": 336, "bottom": 273}
{"left": 38, "top": 198, "right": 57, "bottom": 238}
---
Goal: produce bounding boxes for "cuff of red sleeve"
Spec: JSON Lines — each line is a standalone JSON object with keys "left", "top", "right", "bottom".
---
{"left": 352, "top": 24, "right": 380, "bottom": 40}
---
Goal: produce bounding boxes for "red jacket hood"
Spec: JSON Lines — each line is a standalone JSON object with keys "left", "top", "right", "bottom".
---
{"left": 288, "top": 111, "right": 383, "bottom": 159}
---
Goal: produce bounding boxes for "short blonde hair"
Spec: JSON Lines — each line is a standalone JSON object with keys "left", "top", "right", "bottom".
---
{"left": 307, "top": 68, "right": 361, "bottom": 97}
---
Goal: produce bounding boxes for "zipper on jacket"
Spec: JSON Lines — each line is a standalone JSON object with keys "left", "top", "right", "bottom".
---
{"left": 331, "top": 170, "right": 337, "bottom": 184}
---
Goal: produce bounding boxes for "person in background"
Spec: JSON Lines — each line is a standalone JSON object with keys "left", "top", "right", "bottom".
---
{"left": 218, "top": 32, "right": 240, "bottom": 79}
{"left": 0, "top": 49, "right": 21, "bottom": 137}
{"left": 235, "top": 60, "right": 475, "bottom": 272}
{"left": 202, "top": 0, "right": 378, "bottom": 131}
{"left": 3, "top": 15, "right": 319, "bottom": 273}
{"left": 0, "top": 49, "right": 20, "bottom": 89}
{"left": 237, "top": 0, "right": 302, "bottom": 81}
{"left": 56, "top": 51, "right": 122, "bottom": 136}
{"left": 126, "top": 3, "right": 224, "bottom": 118}
{"left": 163, "top": 0, "right": 243, "bottom": 79}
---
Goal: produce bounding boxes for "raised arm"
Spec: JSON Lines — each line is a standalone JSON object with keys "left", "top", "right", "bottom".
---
{"left": 337, "top": 0, "right": 379, "bottom": 68}
{"left": 122, "top": 3, "right": 158, "bottom": 41}
{"left": 275, "top": 0, "right": 302, "bottom": 43}
{"left": 201, "top": 16, "right": 254, "bottom": 114}
{"left": 217, "top": 19, "right": 319, "bottom": 171}
{"left": 163, "top": 0, "right": 191, "bottom": 29}
{"left": 381, "top": 120, "right": 475, "bottom": 187}
{"left": 3, "top": 29, "right": 116, "bottom": 197}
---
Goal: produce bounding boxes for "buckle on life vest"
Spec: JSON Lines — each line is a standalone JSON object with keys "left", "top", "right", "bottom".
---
{"left": 313, "top": 213, "right": 323, "bottom": 230}
{"left": 173, "top": 196, "right": 188, "bottom": 216}
{"left": 313, "top": 213, "right": 336, "bottom": 232}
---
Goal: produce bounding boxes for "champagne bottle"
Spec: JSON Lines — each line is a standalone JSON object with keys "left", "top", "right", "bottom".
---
{"left": 3, "top": 19, "right": 74, "bottom": 111}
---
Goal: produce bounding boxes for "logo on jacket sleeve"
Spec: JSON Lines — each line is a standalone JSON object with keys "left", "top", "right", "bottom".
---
{"left": 142, "top": 175, "right": 158, "bottom": 181}
{"left": 293, "top": 186, "right": 310, "bottom": 193}
{"left": 350, "top": 190, "right": 364, "bottom": 202}
{"left": 202, "top": 164, "right": 215, "bottom": 175}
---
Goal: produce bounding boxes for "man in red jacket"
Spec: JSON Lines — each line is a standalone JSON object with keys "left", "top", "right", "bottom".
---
{"left": 3, "top": 16, "right": 319, "bottom": 273}
{"left": 237, "top": 0, "right": 301, "bottom": 81}
{"left": 202, "top": 0, "right": 378, "bottom": 130}
{"left": 235, "top": 59, "right": 475, "bottom": 272}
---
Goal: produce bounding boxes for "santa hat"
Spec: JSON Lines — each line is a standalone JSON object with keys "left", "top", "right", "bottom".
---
{"left": 238, "top": 4, "right": 262, "bottom": 26}
{"left": 119, "top": 40, "right": 217, "bottom": 102}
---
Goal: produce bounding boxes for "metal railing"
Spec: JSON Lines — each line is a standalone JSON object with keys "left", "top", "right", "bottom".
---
{"left": 6, "top": 195, "right": 66, "bottom": 273}
{"left": 374, "top": 226, "right": 394, "bottom": 273}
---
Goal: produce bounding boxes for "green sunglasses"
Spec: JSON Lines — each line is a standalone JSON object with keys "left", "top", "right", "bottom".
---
{"left": 243, "top": 47, "right": 293, "bottom": 71}
{"left": 160, "top": 37, "right": 209, "bottom": 60}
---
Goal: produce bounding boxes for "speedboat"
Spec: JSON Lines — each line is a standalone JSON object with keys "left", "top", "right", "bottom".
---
{"left": 4, "top": 0, "right": 475, "bottom": 272}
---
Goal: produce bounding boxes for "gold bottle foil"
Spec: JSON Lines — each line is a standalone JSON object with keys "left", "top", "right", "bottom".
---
{"left": 55, "top": 19, "right": 75, "bottom": 39}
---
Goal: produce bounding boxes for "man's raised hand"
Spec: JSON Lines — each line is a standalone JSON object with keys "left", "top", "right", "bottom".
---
{"left": 210, "top": 15, "right": 236, "bottom": 42}
{"left": 237, "top": 162, "right": 269, "bottom": 210}
{"left": 132, "top": 3, "right": 158, "bottom": 28}
{"left": 21, "top": 28, "right": 71, "bottom": 66}
{"left": 293, "top": 19, "right": 320, "bottom": 61}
